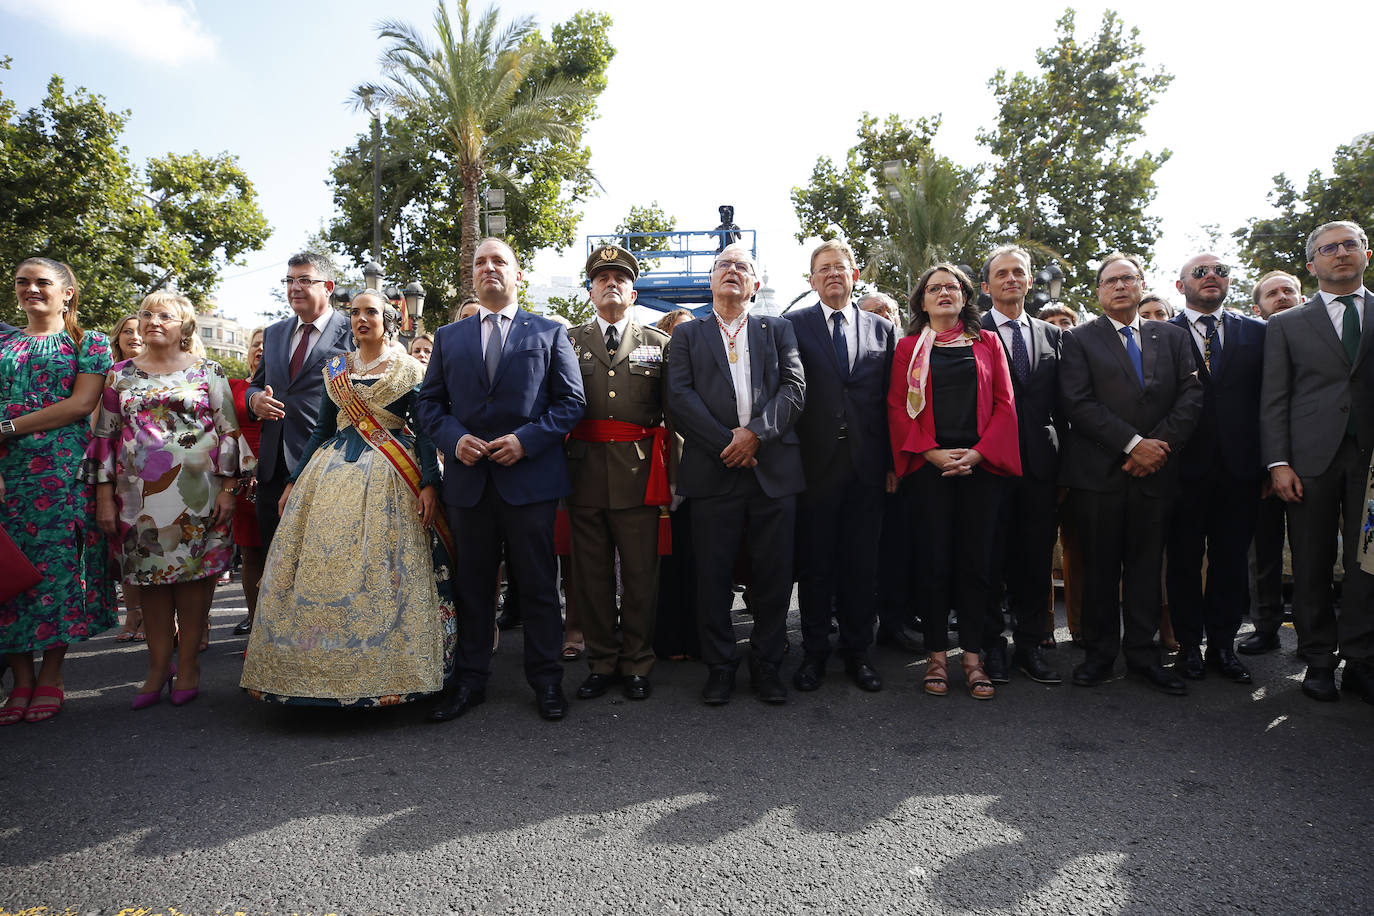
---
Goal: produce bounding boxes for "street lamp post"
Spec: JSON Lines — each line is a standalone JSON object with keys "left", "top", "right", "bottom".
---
{"left": 482, "top": 188, "right": 507, "bottom": 237}
{"left": 363, "top": 260, "right": 384, "bottom": 292}
{"left": 404, "top": 280, "right": 427, "bottom": 334}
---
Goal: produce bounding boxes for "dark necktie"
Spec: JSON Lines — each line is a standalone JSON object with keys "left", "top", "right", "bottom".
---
{"left": 1120, "top": 325, "right": 1145, "bottom": 389}
{"left": 1198, "top": 314, "right": 1219, "bottom": 372}
{"left": 1008, "top": 318, "right": 1031, "bottom": 383}
{"left": 288, "top": 324, "right": 313, "bottom": 380}
{"left": 484, "top": 313, "right": 503, "bottom": 383}
{"left": 1339, "top": 294, "right": 1360, "bottom": 364}
{"left": 831, "top": 312, "right": 849, "bottom": 377}
{"left": 605, "top": 324, "right": 619, "bottom": 358}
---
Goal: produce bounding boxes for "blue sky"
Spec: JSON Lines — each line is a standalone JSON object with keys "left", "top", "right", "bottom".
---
{"left": 3, "top": 0, "right": 1371, "bottom": 324}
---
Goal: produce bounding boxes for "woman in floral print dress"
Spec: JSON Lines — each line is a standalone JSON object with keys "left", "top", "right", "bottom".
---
{"left": 89, "top": 291, "right": 253, "bottom": 709}
{"left": 0, "top": 258, "right": 115, "bottom": 725}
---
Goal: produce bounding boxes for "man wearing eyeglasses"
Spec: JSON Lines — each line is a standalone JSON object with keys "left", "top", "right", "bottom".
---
{"left": 666, "top": 242, "right": 806, "bottom": 706}
{"left": 1162, "top": 254, "right": 1267, "bottom": 686}
{"left": 1261, "top": 220, "right": 1374, "bottom": 704}
{"left": 1059, "top": 252, "right": 1202, "bottom": 694}
{"left": 243, "top": 253, "right": 352, "bottom": 598}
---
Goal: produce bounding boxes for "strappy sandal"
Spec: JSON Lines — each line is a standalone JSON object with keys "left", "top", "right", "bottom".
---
{"left": 23, "top": 686, "right": 64, "bottom": 723}
{"left": 923, "top": 651, "right": 949, "bottom": 697}
{"left": 115, "top": 606, "right": 144, "bottom": 642}
{"left": 0, "top": 687, "right": 33, "bottom": 726}
{"left": 962, "top": 652, "right": 995, "bottom": 701}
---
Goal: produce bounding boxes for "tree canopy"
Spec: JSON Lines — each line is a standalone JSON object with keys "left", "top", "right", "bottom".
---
{"left": 0, "top": 59, "right": 270, "bottom": 330}
{"left": 330, "top": 1, "right": 612, "bottom": 315}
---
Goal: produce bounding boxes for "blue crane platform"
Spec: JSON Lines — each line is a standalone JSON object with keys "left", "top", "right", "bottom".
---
{"left": 585, "top": 229, "right": 757, "bottom": 314}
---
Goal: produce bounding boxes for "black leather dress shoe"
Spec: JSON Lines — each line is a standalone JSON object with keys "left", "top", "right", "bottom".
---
{"left": 576, "top": 672, "right": 616, "bottom": 699}
{"left": 749, "top": 660, "right": 788, "bottom": 705}
{"left": 983, "top": 643, "right": 1011, "bottom": 685}
{"left": 1339, "top": 660, "right": 1374, "bottom": 705}
{"left": 1130, "top": 663, "right": 1188, "bottom": 696}
{"left": 495, "top": 609, "right": 522, "bottom": 630}
{"left": 1013, "top": 646, "right": 1062, "bottom": 685}
{"left": 622, "top": 675, "right": 651, "bottom": 700}
{"left": 535, "top": 684, "right": 568, "bottom": 720}
{"left": 1207, "top": 646, "right": 1253, "bottom": 684}
{"left": 1302, "top": 666, "right": 1339, "bottom": 702}
{"left": 1072, "top": 659, "right": 1114, "bottom": 687}
{"left": 428, "top": 684, "right": 486, "bottom": 722}
{"left": 844, "top": 657, "right": 883, "bottom": 692}
{"left": 702, "top": 666, "right": 735, "bottom": 705}
{"left": 232, "top": 617, "right": 253, "bottom": 636}
{"left": 875, "top": 626, "right": 923, "bottom": 653}
{"left": 1236, "top": 630, "right": 1281, "bottom": 655}
{"left": 792, "top": 656, "right": 825, "bottom": 692}
{"left": 1179, "top": 645, "right": 1206, "bottom": 680}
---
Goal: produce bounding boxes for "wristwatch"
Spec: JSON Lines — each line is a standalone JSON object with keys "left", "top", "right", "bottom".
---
{"left": 0, "top": 419, "right": 15, "bottom": 436}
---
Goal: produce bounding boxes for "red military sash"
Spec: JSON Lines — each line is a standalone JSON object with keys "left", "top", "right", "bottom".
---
{"left": 568, "top": 418, "right": 672, "bottom": 554}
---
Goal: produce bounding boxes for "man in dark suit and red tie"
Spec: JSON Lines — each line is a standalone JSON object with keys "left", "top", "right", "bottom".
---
{"left": 978, "top": 245, "right": 1064, "bottom": 686}
{"left": 1261, "top": 220, "right": 1374, "bottom": 704}
{"left": 789, "top": 239, "right": 894, "bottom": 694}
{"left": 666, "top": 242, "right": 806, "bottom": 706}
{"left": 1165, "top": 252, "right": 1266, "bottom": 686}
{"left": 1059, "top": 252, "right": 1202, "bottom": 695}
{"left": 417, "top": 237, "right": 585, "bottom": 722}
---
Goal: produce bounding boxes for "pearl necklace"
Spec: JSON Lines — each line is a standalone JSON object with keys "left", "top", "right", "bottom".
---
{"left": 352, "top": 349, "right": 390, "bottom": 375}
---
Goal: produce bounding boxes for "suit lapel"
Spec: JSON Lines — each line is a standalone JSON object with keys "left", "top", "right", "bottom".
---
{"left": 1169, "top": 314, "right": 1208, "bottom": 382}
{"left": 813, "top": 305, "right": 846, "bottom": 377}
{"left": 1096, "top": 316, "right": 1140, "bottom": 388}
{"left": 1354, "top": 291, "right": 1374, "bottom": 373}
{"left": 1301, "top": 297, "right": 1348, "bottom": 365}
{"left": 700, "top": 316, "right": 731, "bottom": 379}
{"left": 579, "top": 323, "right": 611, "bottom": 368}
{"left": 1139, "top": 321, "right": 1161, "bottom": 388}
{"left": 490, "top": 309, "right": 532, "bottom": 388}
{"left": 611, "top": 322, "right": 636, "bottom": 368}
{"left": 748, "top": 316, "right": 766, "bottom": 409}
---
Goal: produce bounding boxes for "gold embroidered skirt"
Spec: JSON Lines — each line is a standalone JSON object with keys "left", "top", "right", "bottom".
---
{"left": 241, "top": 441, "right": 445, "bottom": 706}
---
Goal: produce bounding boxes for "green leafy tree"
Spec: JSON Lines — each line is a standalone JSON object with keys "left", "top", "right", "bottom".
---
{"left": 1234, "top": 136, "right": 1374, "bottom": 286}
{"left": 978, "top": 9, "right": 1173, "bottom": 306}
{"left": 791, "top": 112, "right": 941, "bottom": 292}
{"left": 545, "top": 292, "right": 592, "bottom": 325}
{"left": 346, "top": 0, "right": 603, "bottom": 308}
{"left": 867, "top": 153, "right": 989, "bottom": 296}
{"left": 0, "top": 60, "right": 270, "bottom": 329}
{"left": 613, "top": 201, "right": 676, "bottom": 273}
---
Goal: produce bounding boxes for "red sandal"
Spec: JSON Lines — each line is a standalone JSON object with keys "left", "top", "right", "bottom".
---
{"left": 23, "top": 686, "right": 64, "bottom": 723}
{"left": 0, "top": 687, "right": 33, "bottom": 726}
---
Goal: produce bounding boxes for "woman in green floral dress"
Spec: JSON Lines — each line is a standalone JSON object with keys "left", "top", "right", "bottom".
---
{"left": 0, "top": 258, "right": 115, "bottom": 725}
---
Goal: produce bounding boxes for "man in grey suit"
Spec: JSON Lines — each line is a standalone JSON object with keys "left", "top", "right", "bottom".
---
{"left": 666, "top": 242, "right": 806, "bottom": 706}
{"left": 1059, "top": 252, "right": 1203, "bottom": 695}
{"left": 1261, "top": 220, "right": 1374, "bottom": 704}
{"left": 789, "top": 239, "right": 894, "bottom": 694}
{"left": 244, "top": 252, "right": 354, "bottom": 565}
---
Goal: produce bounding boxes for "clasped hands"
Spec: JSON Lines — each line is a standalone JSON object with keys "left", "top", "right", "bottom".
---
{"left": 1122, "top": 438, "right": 1170, "bottom": 477}
{"left": 456, "top": 433, "right": 524, "bottom": 467}
{"left": 923, "top": 447, "right": 983, "bottom": 477}
{"left": 721, "top": 427, "right": 759, "bottom": 468}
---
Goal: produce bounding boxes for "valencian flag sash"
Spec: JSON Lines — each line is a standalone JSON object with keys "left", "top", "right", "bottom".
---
{"left": 568, "top": 419, "right": 673, "bottom": 554}
{"left": 325, "top": 355, "right": 455, "bottom": 560}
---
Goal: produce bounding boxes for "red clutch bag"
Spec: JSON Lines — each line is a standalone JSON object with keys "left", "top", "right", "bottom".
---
{"left": 0, "top": 521, "right": 41, "bottom": 603}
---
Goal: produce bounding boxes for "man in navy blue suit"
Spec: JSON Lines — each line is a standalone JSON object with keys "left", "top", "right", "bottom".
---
{"left": 789, "top": 240, "right": 894, "bottom": 693}
{"left": 417, "top": 238, "right": 585, "bottom": 722}
{"left": 667, "top": 242, "right": 806, "bottom": 706}
{"left": 1165, "top": 253, "right": 1267, "bottom": 685}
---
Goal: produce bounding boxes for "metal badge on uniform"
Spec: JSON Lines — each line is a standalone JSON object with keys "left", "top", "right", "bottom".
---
{"left": 630, "top": 345, "right": 662, "bottom": 364}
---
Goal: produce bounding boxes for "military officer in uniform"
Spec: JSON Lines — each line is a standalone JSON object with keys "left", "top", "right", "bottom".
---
{"left": 565, "top": 245, "right": 674, "bottom": 701}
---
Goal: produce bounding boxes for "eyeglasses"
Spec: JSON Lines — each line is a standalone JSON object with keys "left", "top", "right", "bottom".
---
{"left": 138, "top": 310, "right": 182, "bottom": 324}
{"left": 1098, "top": 274, "right": 1142, "bottom": 288}
{"left": 712, "top": 259, "right": 755, "bottom": 275}
{"left": 1315, "top": 239, "right": 1366, "bottom": 257}
{"left": 1189, "top": 264, "right": 1231, "bottom": 279}
{"left": 281, "top": 276, "right": 328, "bottom": 288}
{"left": 925, "top": 283, "right": 963, "bottom": 295}
{"left": 811, "top": 263, "right": 853, "bottom": 277}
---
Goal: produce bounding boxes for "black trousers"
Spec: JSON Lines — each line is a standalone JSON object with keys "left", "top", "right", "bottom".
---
{"left": 984, "top": 473, "right": 1059, "bottom": 651}
{"left": 902, "top": 465, "right": 1003, "bottom": 654}
{"left": 447, "top": 483, "right": 563, "bottom": 690}
{"left": 1250, "top": 493, "right": 1288, "bottom": 634}
{"left": 255, "top": 451, "right": 290, "bottom": 552}
{"left": 1072, "top": 482, "right": 1171, "bottom": 669}
{"left": 690, "top": 472, "right": 796, "bottom": 669}
{"left": 1166, "top": 466, "right": 1260, "bottom": 648}
{"left": 796, "top": 442, "right": 883, "bottom": 661}
{"left": 1286, "top": 437, "right": 1374, "bottom": 666}
{"left": 654, "top": 502, "right": 700, "bottom": 659}
{"left": 875, "top": 491, "right": 912, "bottom": 632}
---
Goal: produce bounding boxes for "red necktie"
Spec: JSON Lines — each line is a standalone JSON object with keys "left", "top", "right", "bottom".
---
{"left": 289, "top": 324, "right": 313, "bottom": 380}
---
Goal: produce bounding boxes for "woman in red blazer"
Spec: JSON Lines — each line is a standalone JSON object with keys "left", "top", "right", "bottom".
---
{"left": 887, "top": 263, "right": 1020, "bottom": 700}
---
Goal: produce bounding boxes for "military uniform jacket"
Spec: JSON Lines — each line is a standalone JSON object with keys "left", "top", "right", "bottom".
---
{"left": 565, "top": 320, "right": 672, "bottom": 509}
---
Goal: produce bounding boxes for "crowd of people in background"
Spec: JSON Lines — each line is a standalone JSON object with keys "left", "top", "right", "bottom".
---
{"left": 2, "top": 217, "right": 1373, "bottom": 725}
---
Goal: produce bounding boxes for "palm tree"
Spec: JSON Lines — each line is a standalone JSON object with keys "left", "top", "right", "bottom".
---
{"left": 866, "top": 153, "right": 989, "bottom": 295}
{"left": 354, "top": 0, "right": 593, "bottom": 297}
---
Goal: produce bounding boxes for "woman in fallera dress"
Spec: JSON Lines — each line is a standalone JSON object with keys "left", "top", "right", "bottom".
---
{"left": 241, "top": 291, "right": 453, "bottom": 706}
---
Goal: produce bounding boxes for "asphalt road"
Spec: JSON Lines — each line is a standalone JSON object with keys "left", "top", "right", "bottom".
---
{"left": 2, "top": 582, "right": 1371, "bottom": 916}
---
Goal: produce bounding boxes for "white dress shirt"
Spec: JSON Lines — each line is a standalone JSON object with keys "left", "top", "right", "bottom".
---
{"left": 819, "top": 302, "right": 859, "bottom": 371}
{"left": 1317, "top": 286, "right": 1370, "bottom": 340}
{"left": 1182, "top": 306, "right": 1225, "bottom": 355}
{"left": 713, "top": 309, "right": 752, "bottom": 428}
{"left": 289, "top": 307, "right": 338, "bottom": 362}
{"left": 479, "top": 303, "right": 520, "bottom": 353}
{"left": 594, "top": 314, "right": 630, "bottom": 349}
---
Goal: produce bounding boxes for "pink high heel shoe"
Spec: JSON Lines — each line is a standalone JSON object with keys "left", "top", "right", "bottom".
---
{"left": 131, "top": 665, "right": 176, "bottom": 711}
